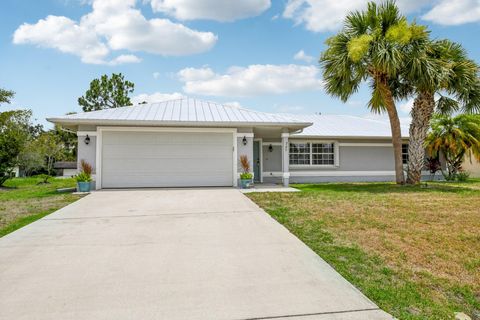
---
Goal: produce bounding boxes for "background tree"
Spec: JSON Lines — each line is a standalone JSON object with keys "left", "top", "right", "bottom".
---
{"left": 426, "top": 114, "right": 480, "bottom": 180}
{"left": 0, "top": 88, "right": 15, "bottom": 105}
{"left": 320, "top": 1, "right": 428, "bottom": 184}
{"left": 53, "top": 124, "right": 77, "bottom": 161}
{"left": 403, "top": 40, "right": 480, "bottom": 184}
{"left": 78, "top": 73, "right": 134, "bottom": 112}
{"left": 0, "top": 110, "right": 31, "bottom": 185}
{"left": 32, "top": 132, "right": 65, "bottom": 175}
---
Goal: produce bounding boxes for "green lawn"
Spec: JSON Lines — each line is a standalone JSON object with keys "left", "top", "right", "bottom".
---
{"left": 248, "top": 179, "right": 480, "bottom": 320}
{"left": 0, "top": 177, "right": 83, "bottom": 237}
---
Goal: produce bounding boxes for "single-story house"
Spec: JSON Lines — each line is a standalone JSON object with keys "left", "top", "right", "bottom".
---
{"left": 48, "top": 97, "right": 421, "bottom": 190}
{"left": 462, "top": 156, "right": 480, "bottom": 178}
{"left": 53, "top": 161, "right": 78, "bottom": 177}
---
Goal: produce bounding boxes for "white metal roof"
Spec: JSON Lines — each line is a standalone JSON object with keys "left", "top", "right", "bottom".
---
{"left": 288, "top": 114, "right": 410, "bottom": 138}
{"left": 48, "top": 98, "right": 311, "bottom": 128}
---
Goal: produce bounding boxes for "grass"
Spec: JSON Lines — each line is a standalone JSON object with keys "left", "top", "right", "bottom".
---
{"left": 0, "top": 177, "right": 83, "bottom": 237}
{"left": 247, "top": 179, "right": 480, "bottom": 320}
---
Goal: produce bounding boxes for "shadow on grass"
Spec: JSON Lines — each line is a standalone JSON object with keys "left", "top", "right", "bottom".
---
{"left": 292, "top": 182, "right": 477, "bottom": 194}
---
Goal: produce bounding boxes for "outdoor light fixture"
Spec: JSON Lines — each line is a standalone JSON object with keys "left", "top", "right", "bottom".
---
{"left": 242, "top": 136, "right": 247, "bottom": 146}
{"left": 84, "top": 135, "right": 90, "bottom": 145}
{"left": 268, "top": 144, "right": 273, "bottom": 152}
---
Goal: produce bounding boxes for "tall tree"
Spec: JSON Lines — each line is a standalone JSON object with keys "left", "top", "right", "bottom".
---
{"left": 0, "top": 110, "right": 31, "bottom": 185}
{"left": 426, "top": 114, "right": 480, "bottom": 180}
{"left": 0, "top": 88, "right": 15, "bottom": 106}
{"left": 78, "top": 73, "right": 134, "bottom": 112}
{"left": 320, "top": 1, "right": 428, "bottom": 184}
{"left": 404, "top": 40, "right": 480, "bottom": 184}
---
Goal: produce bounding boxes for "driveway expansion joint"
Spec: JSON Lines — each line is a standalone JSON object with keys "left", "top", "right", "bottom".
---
{"left": 236, "top": 308, "right": 382, "bottom": 320}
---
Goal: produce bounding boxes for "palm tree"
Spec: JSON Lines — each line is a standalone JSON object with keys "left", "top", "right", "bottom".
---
{"left": 320, "top": 1, "right": 428, "bottom": 184}
{"left": 426, "top": 114, "right": 480, "bottom": 180}
{"left": 404, "top": 40, "right": 480, "bottom": 184}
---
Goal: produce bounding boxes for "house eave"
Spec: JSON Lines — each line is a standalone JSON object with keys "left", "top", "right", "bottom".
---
{"left": 46, "top": 118, "right": 313, "bottom": 130}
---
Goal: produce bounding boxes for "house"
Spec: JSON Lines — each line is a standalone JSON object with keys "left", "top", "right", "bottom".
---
{"left": 53, "top": 161, "right": 78, "bottom": 177}
{"left": 462, "top": 156, "right": 480, "bottom": 178}
{"left": 48, "top": 97, "right": 415, "bottom": 190}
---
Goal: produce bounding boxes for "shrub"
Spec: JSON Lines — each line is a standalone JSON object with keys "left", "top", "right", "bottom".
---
{"left": 456, "top": 170, "right": 470, "bottom": 182}
{"left": 80, "top": 160, "right": 93, "bottom": 175}
{"left": 240, "top": 172, "right": 253, "bottom": 180}
{"left": 75, "top": 172, "right": 92, "bottom": 183}
{"left": 239, "top": 155, "right": 251, "bottom": 174}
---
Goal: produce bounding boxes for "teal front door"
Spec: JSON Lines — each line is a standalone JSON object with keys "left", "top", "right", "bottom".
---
{"left": 253, "top": 141, "right": 261, "bottom": 182}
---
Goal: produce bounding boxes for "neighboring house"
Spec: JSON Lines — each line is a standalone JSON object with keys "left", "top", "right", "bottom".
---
{"left": 48, "top": 97, "right": 420, "bottom": 190}
{"left": 53, "top": 161, "right": 78, "bottom": 177}
{"left": 462, "top": 156, "right": 480, "bottom": 178}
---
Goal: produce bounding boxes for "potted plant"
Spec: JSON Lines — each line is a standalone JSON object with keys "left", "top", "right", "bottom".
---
{"left": 239, "top": 155, "right": 253, "bottom": 189}
{"left": 76, "top": 172, "right": 92, "bottom": 192}
{"left": 76, "top": 160, "right": 93, "bottom": 192}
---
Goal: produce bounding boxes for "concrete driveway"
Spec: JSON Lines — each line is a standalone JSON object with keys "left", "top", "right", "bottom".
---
{"left": 0, "top": 189, "right": 392, "bottom": 320}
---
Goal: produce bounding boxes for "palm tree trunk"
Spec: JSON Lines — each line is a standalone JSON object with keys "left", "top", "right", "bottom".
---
{"left": 378, "top": 80, "right": 405, "bottom": 184}
{"left": 406, "top": 92, "right": 435, "bottom": 184}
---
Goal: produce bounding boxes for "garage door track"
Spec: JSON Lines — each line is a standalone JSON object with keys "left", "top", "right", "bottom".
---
{"left": 0, "top": 189, "right": 392, "bottom": 319}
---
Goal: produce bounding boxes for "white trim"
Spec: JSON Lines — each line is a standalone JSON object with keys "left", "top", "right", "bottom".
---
{"left": 97, "top": 126, "right": 236, "bottom": 133}
{"left": 264, "top": 142, "right": 282, "bottom": 146}
{"left": 253, "top": 138, "right": 263, "bottom": 183}
{"left": 263, "top": 171, "right": 283, "bottom": 177}
{"left": 95, "top": 127, "right": 102, "bottom": 190}
{"left": 265, "top": 170, "right": 433, "bottom": 177}
{"left": 233, "top": 129, "right": 238, "bottom": 187}
{"left": 281, "top": 133, "right": 290, "bottom": 138}
{"left": 339, "top": 143, "right": 393, "bottom": 147}
{"left": 289, "top": 140, "right": 339, "bottom": 168}
{"left": 77, "top": 131, "right": 97, "bottom": 137}
{"left": 95, "top": 126, "right": 237, "bottom": 189}
{"left": 237, "top": 132, "right": 254, "bottom": 138}
{"left": 290, "top": 171, "right": 396, "bottom": 177}
{"left": 283, "top": 172, "right": 290, "bottom": 178}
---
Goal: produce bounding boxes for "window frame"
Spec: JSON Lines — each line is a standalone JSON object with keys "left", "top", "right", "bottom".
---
{"left": 289, "top": 140, "right": 339, "bottom": 168}
{"left": 402, "top": 143, "right": 409, "bottom": 165}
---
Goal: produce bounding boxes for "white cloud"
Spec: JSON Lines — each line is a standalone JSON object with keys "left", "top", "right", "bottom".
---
{"left": 282, "top": 0, "right": 433, "bottom": 32}
{"left": 131, "top": 92, "right": 184, "bottom": 104}
{"left": 422, "top": 0, "right": 480, "bottom": 25}
{"left": 153, "top": 72, "right": 161, "bottom": 79}
{"left": 177, "top": 67, "right": 216, "bottom": 81}
{"left": 108, "top": 54, "right": 141, "bottom": 65}
{"left": 13, "top": 0, "right": 217, "bottom": 64}
{"left": 293, "top": 49, "right": 315, "bottom": 63}
{"left": 150, "top": 0, "right": 271, "bottom": 21}
{"left": 13, "top": 15, "right": 109, "bottom": 64}
{"left": 178, "top": 64, "right": 323, "bottom": 97}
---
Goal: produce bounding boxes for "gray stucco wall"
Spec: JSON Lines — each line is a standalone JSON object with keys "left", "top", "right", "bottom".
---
{"left": 77, "top": 135, "right": 96, "bottom": 174}
{"left": 338, "top": 145, "right": 395, "bottom": 171}
{"left": 237, "top": 136, "right": 253, "bottom": 173}
{"left": 262, "top": 145, "right": 282, "bottom": 171}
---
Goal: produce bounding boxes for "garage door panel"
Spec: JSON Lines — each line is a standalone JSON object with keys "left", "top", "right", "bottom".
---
{"left": 101, "top": 131, "right": 234, "bottom": 188}
{"left": 103, "top": 145, "right": 232, "bottom": 159}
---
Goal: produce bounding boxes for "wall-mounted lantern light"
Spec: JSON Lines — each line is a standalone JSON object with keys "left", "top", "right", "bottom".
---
{"left": 84, "top": 135, "right": 91, "bottom": 145}
{"left": 242, "top": 136, "right": 247, "bottom": 146}
{"left": 268, "top": 144, "right": 273, "bottom": 152}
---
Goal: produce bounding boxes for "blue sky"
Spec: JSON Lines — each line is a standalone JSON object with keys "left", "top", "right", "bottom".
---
{"left": 1, "top": 0, "right": 479, "bottom": 128}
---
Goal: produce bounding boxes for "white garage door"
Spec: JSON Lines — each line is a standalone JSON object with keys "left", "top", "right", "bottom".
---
{"left": 101, "top": 130, "right": 234, "bottom": 188}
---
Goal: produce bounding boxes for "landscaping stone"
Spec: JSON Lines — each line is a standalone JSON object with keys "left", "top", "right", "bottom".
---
{"left": 455, "top": 312, "right": 472, "bottom": 320}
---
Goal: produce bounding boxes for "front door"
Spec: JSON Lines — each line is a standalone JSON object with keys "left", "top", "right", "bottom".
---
{"left": 253, "top": 140, "right": 261, "bottom": 182}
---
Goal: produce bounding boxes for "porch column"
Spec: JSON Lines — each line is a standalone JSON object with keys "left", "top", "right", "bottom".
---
{"left": 281, "top": 132, "right": 290, "bottom": 187}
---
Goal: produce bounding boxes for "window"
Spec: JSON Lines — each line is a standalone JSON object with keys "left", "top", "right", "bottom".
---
{"left": 289, "top": 142, "right": 336, "bottom": 166}
{"left": 289, "top": 143, "right": 310, "bottom": 165}
{"left": 402, "top": 144, "right": 409, "bottom": 164}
